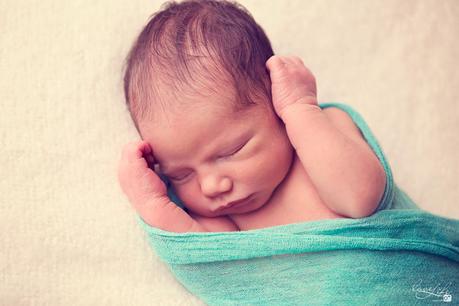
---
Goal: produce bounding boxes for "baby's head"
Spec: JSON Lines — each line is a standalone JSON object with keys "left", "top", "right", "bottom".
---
{"left": 123, "top": 0, "right": 294, "bottom": 217}
{"left": 124, "top": 0, "right": 276, "bottom": 129}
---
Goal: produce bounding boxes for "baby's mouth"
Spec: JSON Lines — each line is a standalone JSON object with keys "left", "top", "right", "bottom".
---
{"left": 214, "top": 194, "right": 253, "bottom": 212}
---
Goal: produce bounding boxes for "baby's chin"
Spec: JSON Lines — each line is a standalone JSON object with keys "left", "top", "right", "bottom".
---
{"left": 222, "top": 204, "right": 256, "bottom": 216}
{"left": 226, "top": 192, "right": 273, "bottom": 216}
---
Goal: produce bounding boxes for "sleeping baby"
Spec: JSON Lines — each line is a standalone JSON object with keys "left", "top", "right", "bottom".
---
{"left": 117, "top": 0, "right": 386, "bottom": 232}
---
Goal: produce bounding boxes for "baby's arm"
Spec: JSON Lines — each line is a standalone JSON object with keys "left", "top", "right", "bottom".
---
{"left": 280, "top": 104, "right": 386, "bottom": 218}
{"left": 117, "top": 141, "right": 208, "bottom": 232}
{"left": 266, "top": 56, "right": 386, "bottom": 218}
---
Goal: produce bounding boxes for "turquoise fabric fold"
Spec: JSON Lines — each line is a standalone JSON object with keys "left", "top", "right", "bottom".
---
{"left": 137, "top": 102, "right": 459, "bottom": 305}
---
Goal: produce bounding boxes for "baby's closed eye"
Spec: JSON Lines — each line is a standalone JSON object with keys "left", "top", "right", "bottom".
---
{"left": 217, "top": 142, "right": 247, "bottom": 158}
{"left": 169, "top": 172, "right": 191, "bottom": 181}
{"left": 165, "top": 137, "right": 254, "bottom": 183}
{"left": 168, "top": 144, "right": 245, "bottom": 182}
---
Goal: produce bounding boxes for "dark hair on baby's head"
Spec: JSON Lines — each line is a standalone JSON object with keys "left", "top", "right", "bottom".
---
{"left": 123, "top": 0, "right": 274, "bottom": 131}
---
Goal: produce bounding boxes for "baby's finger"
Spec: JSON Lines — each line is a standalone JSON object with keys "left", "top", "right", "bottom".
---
{"left": 120, "top": 141, "right": 149, "bottom": 163}
{"left": 280, "top": 56, "right": 297, "bottom": 66}
{"left": 120, "top": 141, "right": 141, "bottom": 161}
{"left": 138, "top": 140, "right": 152, "bottom": 156}
{"left": 289, "top": 56, "right": 304, "bottom": 66}
{"left": 145, "top": 155, "right": 157, "bottom": 170}
{"left": 137, "top": 141, "right": 158, "bottom": 169}
{"left": 266, "top": 55, "right": 287, "bottom": 73}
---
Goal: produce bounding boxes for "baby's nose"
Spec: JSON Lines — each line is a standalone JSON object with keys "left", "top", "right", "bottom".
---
{"left": 200, "top": 174, "right": 232, "bottom": 198}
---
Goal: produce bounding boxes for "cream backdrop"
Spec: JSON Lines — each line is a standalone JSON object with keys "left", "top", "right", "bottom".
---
{"left": 1, "top": 0, "right": 458, "bottom": 305}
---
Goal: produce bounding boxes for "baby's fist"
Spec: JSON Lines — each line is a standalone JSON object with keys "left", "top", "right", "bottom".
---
{"left": 118, "top": 141, "right": 207, "bottom": 232}
{"left": 266, "top": 55, "right": 318, "bottom": 118}
{"left": 117, "top": 141, "right": 168, "bottom": 210}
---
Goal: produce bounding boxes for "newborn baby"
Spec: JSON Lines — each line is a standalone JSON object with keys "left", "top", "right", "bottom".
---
{"left": 118, "top": 0, "right": 386, "bottom": 232}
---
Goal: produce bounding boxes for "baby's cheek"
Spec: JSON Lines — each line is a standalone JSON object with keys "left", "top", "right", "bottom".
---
{"left": 173, "top": 183, "right": 194, "bottom": 203}
{"left": 262, "top": 140, "right": 294, "bottom": 184}
{"left": 173, "top": 182, "right": 206, "bottom": 211}
{"left": 241, "top": 153, "right": 282, "bottom": 187}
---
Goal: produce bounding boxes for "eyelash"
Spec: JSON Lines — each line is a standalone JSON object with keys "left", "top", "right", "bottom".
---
{"left": 219, "top": 143, "right": 245, "bottom": 158}
{"left": 168, "top": 143, "right": 246, "bottom": 182}
{"left": 169, "top": 174, "right": 189, "bottom": 182}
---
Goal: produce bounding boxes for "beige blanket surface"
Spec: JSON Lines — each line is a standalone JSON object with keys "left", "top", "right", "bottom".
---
{"left": 1, "top": 0, "right": 458, "bottom": 305}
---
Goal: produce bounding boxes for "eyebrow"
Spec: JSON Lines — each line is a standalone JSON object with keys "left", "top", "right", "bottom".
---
{"left": 159, "top": 132, "right": 251, "bottom": 174}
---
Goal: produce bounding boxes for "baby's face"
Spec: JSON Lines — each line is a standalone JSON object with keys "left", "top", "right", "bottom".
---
{"left": 140, "top": 97, "right": 294, "bottom": 218}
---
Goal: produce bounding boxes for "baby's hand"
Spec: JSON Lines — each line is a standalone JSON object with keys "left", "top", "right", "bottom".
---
{"left": 117, "top": 141, "right": 206, "bottom": 232}
{"left": 266, "top": 55, "right": 318, "bottom": 118}
{"left": 118, "top": 141, "right": 168, "bottom": 208}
